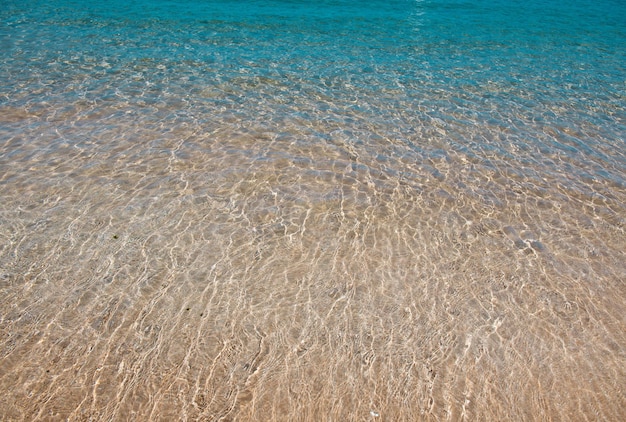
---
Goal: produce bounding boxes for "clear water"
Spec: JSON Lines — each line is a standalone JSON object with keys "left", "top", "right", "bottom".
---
{"left": 1, "top": 0, "right": 625, "bottom": 420}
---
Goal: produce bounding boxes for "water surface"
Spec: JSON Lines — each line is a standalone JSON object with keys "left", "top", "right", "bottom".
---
{"left": 1, "top": 0, "right": 625, "bottom": 420}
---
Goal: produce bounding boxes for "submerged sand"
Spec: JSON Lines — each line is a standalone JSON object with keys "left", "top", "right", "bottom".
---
{"left": 1, "top": 120, "right": 625, "bottom": 421}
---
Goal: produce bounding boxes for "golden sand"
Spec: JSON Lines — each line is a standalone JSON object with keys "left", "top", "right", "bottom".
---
{"left": 1, "top": 125, "right": 624, "bottom": 420}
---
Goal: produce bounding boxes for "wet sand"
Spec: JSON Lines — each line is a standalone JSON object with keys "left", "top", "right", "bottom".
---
{"left": 1, "top": 117, "right": 625, "bottom": 421}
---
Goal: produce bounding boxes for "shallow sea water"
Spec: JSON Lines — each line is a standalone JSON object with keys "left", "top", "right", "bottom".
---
{"left": 1, "top": 0, "right": 625, "bottom": 420}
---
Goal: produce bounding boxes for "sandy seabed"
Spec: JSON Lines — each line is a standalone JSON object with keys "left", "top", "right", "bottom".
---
{"left": 1, "top": 116, "right": 625, "bottom": 421}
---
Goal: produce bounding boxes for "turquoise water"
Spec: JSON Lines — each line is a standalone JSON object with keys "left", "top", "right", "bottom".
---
{"left": 1, "top": 1, "right": 625, "bottom": 420}
{"left": 2, "top": 0, "right": 624, "bottom": 187}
